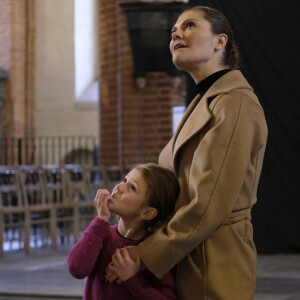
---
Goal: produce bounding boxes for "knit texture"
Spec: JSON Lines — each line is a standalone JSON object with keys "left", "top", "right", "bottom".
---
{"left": 68, "top": 218, "right": 177, "bottom": 299}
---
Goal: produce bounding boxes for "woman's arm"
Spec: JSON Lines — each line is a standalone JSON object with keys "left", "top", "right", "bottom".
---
{"left": 139, "top": 92, "right": 267, "bottom": 278}
{"left": 123, "top": 270, "right": 177, "bottom": 300}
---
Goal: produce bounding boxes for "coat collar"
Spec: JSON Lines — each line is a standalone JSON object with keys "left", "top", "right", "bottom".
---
{"left": 172, "top": 70, "right": 253, "bottom": 161}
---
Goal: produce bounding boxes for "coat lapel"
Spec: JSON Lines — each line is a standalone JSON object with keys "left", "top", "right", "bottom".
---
{"left": 173, "top": 95, "right": 212, "bottom": 161}
{"left": 171, "top": 70, "right": 252, "bottom": 166}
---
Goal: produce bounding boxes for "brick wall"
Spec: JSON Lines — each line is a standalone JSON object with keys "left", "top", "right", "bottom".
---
{"left": 0, "top": 0, "right": 11, "bottom": 142}
{"left": 0, "top": 0, "right": 35, "bottom": 139}
{"left": 99, "top": 0, "right": 186, "bottom": 168}
{"left": 0, "top": 0, "right": 11, "bottom": 70}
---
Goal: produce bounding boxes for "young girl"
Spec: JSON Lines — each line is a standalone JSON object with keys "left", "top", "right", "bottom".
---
{"left": 67, "top": 163, "right": 179, "bottom": 300}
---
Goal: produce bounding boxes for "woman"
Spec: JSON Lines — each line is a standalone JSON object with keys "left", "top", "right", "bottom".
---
{"left": 107, "top": 5, "right": 268, "bottom": 300}
{"left": 68, "top": 163, "right": 179, "bottom": 300}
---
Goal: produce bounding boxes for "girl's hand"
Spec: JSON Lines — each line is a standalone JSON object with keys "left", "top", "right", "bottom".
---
{"left": 94, "top": 189, "right": 112, "bottom": 222}
{"left": 109, "top": 247, "right": 141, "bottom": 282}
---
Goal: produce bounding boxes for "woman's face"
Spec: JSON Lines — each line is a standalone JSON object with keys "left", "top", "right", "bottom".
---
{"left": 109, "top": 169, "right": 149, "bottom": 219}
{"left": 170, "top": 10, "right": 220, "bottom": 74}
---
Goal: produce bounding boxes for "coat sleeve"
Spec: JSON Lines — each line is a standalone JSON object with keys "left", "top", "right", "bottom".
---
{"left": 138, "top": 91, "right": 268, "bottom": 278}
{"left": 67, "top": 217, "right": 109, "bottom": 279}
{"left": 123, "top": 269, "right": 177, "bottom": 300}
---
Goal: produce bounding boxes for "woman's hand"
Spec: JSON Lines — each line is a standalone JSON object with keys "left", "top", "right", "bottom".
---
{"left": 105, "top": 246, "right": 142, "bottom": 283}
{"left": 109, "top": 247, "right": 141, "bottom": 282}
{"left": 94, "top": 189, "right": 112, "bottom": 222}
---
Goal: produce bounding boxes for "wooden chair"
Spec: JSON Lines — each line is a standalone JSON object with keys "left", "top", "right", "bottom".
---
{"left": 39, "top": 164, "right": 94, "bottom": 246}
{"left": 39, "top": 164, "right": 74, "bottom": 247}
{"left": 62, "top": 164, "right": 95, "bottom": 241}
{"left": 68, "top": 164, "right": 110, "bottom": 236}
{"left": 19, "top": 165, "right": 53, "bottom": 249}
{"left": 41, "top": 164, "right": 68, "bottom": 204}
{"left": 1, "top": 164, "right": 125, "bottom": 255}
{"left": 64, "top": 164, "right": 87, "bottom": 202}
{"left": 105, "top": 165, "right": 125, "bottom": 191}
{"left": 83, "top": 164, "right": 110, "bottom": 198}
{"left": 0, "top": 165, "right": 28, "bottom": 256}
{"left": 82, "top": 165, "right": 125, "bottom": 226}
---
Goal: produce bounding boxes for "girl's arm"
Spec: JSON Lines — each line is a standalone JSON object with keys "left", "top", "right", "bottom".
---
{"left": 68, "top": 189, "right": 113, "bottom": 278}
{"left": 67, "top": 217, "right": 109, "bottom": 279}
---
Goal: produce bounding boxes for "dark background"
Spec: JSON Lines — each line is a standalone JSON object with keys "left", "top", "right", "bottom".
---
{"left": 187, "top": 0, "right": 300, "bottom": 253}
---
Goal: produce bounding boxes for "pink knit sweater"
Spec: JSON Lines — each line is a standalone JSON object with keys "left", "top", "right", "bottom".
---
{"left": 68, "top": 218, "right": 177, "bottom": 299}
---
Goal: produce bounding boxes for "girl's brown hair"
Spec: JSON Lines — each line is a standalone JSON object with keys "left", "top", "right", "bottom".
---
{"left": 128, "top": 163, "right": 179, "bottom": 230}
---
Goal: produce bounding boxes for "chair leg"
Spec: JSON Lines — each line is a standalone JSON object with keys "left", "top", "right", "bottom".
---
{"left": 0, "top": 210, "right": 4, "bottom": 257}
{"left": 24, "top": 209, "right": 31, "bottom": 255}
{"left": 50, "top": 206, "right": 57, "bottom": 249}
{"left": 73, "top": 203, "right": 80, "bottom": 242}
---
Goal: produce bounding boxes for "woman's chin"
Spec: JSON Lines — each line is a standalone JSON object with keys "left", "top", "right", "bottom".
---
{"left": 172, "top": 59, "right": 188, "bottom": 72}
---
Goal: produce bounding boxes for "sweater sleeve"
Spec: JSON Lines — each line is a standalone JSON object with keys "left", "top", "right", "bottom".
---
{"left": 67, "top": 217, "right": 109, "bottom": 279}
{"left": 123, "top": 269, "right": 177, "bottom": 300}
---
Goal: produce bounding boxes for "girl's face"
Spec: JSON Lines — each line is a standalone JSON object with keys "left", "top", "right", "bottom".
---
{"left": 170, "top": 10, "right": 221, "bottom": 74}
{"left": 109, "top": 169, "right": 149, "bottom": 219}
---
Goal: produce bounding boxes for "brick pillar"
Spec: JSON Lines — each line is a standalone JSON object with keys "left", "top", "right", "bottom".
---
{"left": 99, "top": 1, "right": 120, "bottom": 166}
{"left": 0, "top": 0, "right": 35, "bottom": 140}
{"left": 99, "top": 0, "right": 186, "bottom": 169}
{"left": 0, "top": 0, "right": 11, "bottom": 141}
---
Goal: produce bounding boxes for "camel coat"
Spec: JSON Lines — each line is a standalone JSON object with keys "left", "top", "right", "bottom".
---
{"left": 138, "top": 70, "right": 268, "bottom": 300}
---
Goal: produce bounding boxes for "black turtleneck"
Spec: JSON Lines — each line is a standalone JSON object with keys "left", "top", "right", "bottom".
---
{"left": 195, "top": 69, "right": 231, "bottom": 99}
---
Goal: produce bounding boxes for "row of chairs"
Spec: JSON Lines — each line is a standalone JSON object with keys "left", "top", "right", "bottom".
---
{"left": 0, "top": 164, "right": 124, "bottom": 256}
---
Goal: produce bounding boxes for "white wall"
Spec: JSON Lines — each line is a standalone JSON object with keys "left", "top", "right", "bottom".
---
{"left": 35, "top": 0, "right": 99, "bottom": 143}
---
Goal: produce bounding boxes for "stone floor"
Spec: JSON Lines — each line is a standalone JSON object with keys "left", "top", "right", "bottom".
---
{"left": 255, "top": 254, "right": 300, "bottom": 300}
{"left": 0, "top": 247, "right": 300, "bottom": 299}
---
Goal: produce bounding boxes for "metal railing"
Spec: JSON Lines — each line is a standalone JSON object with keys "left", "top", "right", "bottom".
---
{"left": 0, "top": 136, "right": 98, "bottom": 165}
